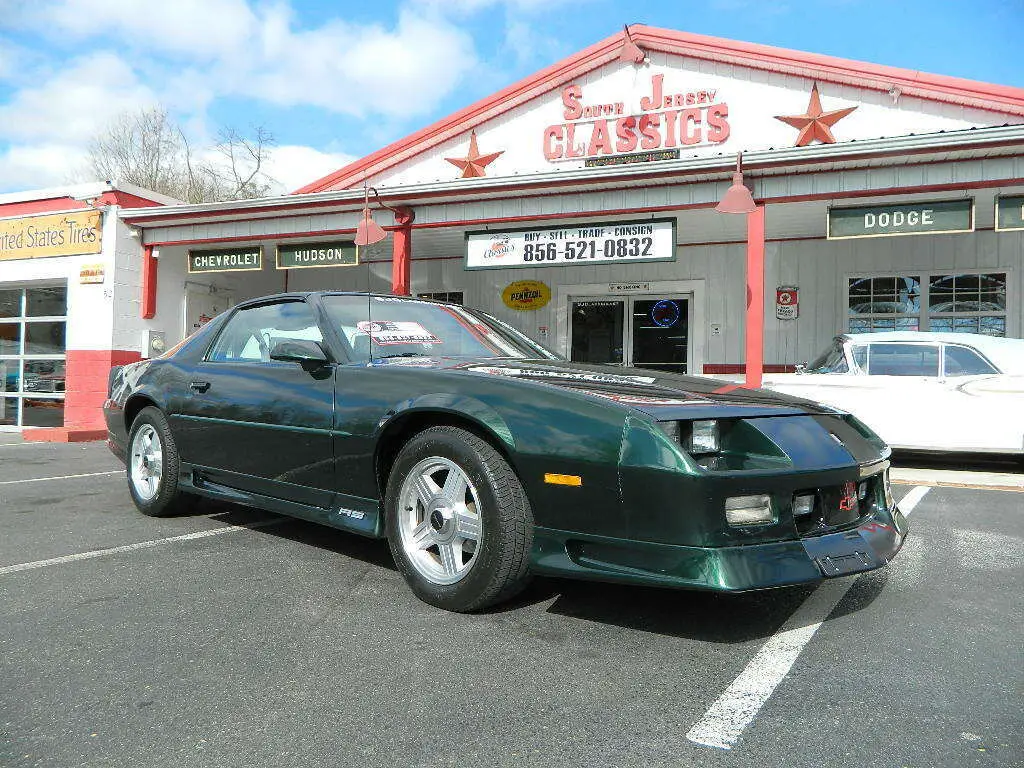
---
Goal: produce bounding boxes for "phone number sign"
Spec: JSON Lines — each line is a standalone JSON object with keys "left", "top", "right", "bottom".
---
{"left": 465, "top": 219, "right": 676, "bottom": 270}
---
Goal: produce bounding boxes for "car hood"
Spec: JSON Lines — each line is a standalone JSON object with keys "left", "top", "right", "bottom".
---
{"left": 369, "top": 356, "right": 840, "bottom": 419}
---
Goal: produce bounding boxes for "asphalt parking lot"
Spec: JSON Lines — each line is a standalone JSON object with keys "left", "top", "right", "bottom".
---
{"left": 2, "top": 441, "right": 1021, "bottom": 768}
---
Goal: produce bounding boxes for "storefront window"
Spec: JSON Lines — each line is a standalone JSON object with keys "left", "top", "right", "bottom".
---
{"left": 26, "top": 286, "right": 67, "bottom": 317}
{"left": 25, "top": 322, "right": 67, "bottom": 355}
{"left": 848, "top": 272, "right": 1007, "bottom": 336}
{"left": 0, "top": 396, "right": 18, "bottom": 426}
{"left": 0, "top": 284, "right": 67, "bottom": 429}
{"left": 0, "top": 290, "right": 22, "bottom": 318}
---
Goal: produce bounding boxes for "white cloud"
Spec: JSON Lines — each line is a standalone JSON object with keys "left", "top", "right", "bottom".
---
{"left": 17, "top": 0, "right": 259, "bottom": 60}
{"left": 258, "top": 145, "right": 355, "bottom": 194}
{"left": 244, "top": 8, "right": 479, "bottom": 117}
{"left": 0, "top": 142, "right": 86, "bottom": 189}
{"left": 0, "top": 0, "right": 582, "bottom": 193}
{"left": 0, "top": 51, "right": 157, "bottom": 143}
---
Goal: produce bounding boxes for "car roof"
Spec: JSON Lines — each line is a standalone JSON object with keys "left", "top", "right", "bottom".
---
{"left": 838, "top": 332, "right": 1024, "bottom": 374}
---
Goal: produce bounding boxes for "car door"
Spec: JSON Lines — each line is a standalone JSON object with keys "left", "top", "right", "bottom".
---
{"left": 826, "top": 342, "right": 943, "bottom": 449}
{"left": 171, "top": 298, "right": 337, "bottom": 507}
{"left": 935, "top": 343, "right": 1023, "bottom": 452}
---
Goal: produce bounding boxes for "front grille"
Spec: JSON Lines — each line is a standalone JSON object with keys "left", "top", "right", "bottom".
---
{"left": 793, "top": 475, "right": 880, "bottom": 537}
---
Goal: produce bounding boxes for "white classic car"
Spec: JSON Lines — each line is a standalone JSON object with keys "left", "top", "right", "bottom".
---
{"left": 761, "top": 332, "right": 1024, "bottom": 454}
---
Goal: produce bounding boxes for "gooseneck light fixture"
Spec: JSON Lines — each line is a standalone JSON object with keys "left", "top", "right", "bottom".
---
{"left": 715, "top": 152, "right": 756, "bottom": 214}
{"left": 354, "top": 184, "right": 389, "bottom": 246}
{"left": 715, "top": 152, "right": 764, "bottom": 389}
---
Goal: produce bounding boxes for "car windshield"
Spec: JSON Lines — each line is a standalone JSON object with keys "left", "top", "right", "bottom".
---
{"left": 321, "top": 295, "right": 559, "bottom": 362}
{"left": 804, "top": 339, "right": 849, "bottom": 373}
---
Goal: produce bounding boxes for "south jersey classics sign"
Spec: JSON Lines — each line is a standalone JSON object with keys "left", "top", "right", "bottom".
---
{"left": 466, "top": 219, "right": 676, "bottom": 270}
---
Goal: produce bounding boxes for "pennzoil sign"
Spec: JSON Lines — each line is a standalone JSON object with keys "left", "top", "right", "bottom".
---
{"left": 502, "top": 280, "right": 551, "bottom": 310}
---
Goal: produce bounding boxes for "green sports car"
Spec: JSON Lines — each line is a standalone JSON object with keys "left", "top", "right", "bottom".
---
{"left": 104, "top": 292, "right": 908, "bottom": 611}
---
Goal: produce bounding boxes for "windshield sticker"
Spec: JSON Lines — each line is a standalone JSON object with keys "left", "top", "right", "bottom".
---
{"left": 583, "top": 392, "right": 708, "bottom": 406}
{"left": 357, "top": 320, "right": 441, "bottom": 345}
{"left": 468, "top": 366, "right": 657, "bottom": 385}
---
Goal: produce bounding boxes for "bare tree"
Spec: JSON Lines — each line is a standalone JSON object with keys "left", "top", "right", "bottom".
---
{"left": 84, "top": 107, "right": 277, "bottom": 203}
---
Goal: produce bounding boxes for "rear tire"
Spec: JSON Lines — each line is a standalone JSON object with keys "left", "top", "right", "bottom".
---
{"left": 385, "top": 426, "right": 533, "bottom": 612}
{"left": 126, "top": 406, "right": 191, "bottom": 517}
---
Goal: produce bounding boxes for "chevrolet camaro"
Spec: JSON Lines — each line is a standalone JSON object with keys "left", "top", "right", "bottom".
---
{"left": 104, "top": 292, "right": 908, "bottom": 611}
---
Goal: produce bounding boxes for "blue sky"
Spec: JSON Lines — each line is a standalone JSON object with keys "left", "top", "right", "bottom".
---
{"left": 1, "top": 0, "right": 1021, "bottom": 194}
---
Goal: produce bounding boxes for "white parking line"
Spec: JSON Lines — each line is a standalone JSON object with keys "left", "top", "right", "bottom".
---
{"left": 896, "top": 485, "right": 932, "bottom": 517}
{"left": 0, "top": 470, "right": 122, "bottom": 485}
{"left": 0, "top": 519, "right": 281, "bottom": 576}
{"left": 686, "top": 486, "right": 931, "bottom": 751}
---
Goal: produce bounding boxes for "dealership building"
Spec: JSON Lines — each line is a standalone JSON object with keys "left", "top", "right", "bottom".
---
{"left": 3, "top": 25, "right": 1024, "bottom": 438}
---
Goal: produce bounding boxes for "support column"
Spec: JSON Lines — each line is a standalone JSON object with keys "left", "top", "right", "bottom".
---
{"left": 391, "top": 206, "right": 415, "bottom": 296}
{"left": 141, "top": 244, "right": 158, "bottom": 319}
{"left": 745, "top": 204, "right": 765, "bottom": 389}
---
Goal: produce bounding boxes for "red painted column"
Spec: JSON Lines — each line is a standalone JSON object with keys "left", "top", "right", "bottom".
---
{"left": 141, "top": 245, "right": 158, "bottom": 319}
{"left": 745, "top": 204, "right": 766, "bottom": 389}
{"left": 391, "top": 206, "right": 415, "bottom": 295}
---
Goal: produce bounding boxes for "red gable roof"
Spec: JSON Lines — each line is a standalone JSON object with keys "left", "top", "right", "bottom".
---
{"left": 295, "top": 24, "right": 1024, "bottom": 195}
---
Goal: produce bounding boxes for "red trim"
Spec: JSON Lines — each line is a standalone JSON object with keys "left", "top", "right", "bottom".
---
{"left": 745, "top": 205, "right": 766, "bottom": 389}
{"left": 141, "top": 177, "right": 1024, "bottom": 249}
{"left": 295, "top": 25, "right": 1024, "bottom": 194}
{"left": 63, "top": 349, "right": 143, "bottom": 432}
{"left": 0, "top": 198, "right": 91, "bottom": 216}
{"left": 141, "top": 246, "right": 157, "bottom": 319}
{"left": 391, "top": 220, "right": 412, "bottom": 295}
{"left": 103, "top": 190, "right": 166, "bottom": 208}
{"left": 21, "top": 427, "right": 108, "bottom": 443}
{"left": 125, "top": 136, "right": 1024, "bottom": 227}
{"left": 704, "top": 363, "right": 797, "bottom": 374}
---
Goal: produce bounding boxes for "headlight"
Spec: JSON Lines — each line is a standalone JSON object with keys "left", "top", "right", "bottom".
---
{"left": 725, "top": 494, "right": 773, "bottom": 526}
{"left": 688, "top": 419, "right": 719, "bottom": 454}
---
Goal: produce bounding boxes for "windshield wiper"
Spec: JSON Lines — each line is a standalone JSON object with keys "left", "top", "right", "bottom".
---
{"left": 375, "top": 352, "right": 429, "bottom": 359}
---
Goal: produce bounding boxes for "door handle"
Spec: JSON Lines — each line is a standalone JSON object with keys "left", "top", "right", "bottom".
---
{"left": 189, "top": 380, "right": 211, "bottom": 393}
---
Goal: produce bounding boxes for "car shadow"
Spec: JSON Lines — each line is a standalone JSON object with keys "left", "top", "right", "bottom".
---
{"left": 202, "top": 502, "right": 398, "bottom": 571}
{"left": 198, "top": 501, "right": 890, "bottom": 643}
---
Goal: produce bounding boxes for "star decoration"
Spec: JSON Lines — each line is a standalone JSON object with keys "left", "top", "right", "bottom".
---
{"left": 774, "top": 83, "right": 858, "bottom": 146}
{"left": 445, "top": 130, "right": 504, "bottom": 178}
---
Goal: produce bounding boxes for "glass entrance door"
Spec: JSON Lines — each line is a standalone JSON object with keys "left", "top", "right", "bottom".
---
{"left": 570, "top": 299, "right": 625, "bottom": 366}
{"left": 569, "top": 295, "right": 690, "bottom": 374}
{"left": 630, "top": 297, "right": 689, "bottom": 374}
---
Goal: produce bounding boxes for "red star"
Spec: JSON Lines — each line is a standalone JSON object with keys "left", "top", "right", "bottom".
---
{"left": 775, "top": 83, "right": 858, "bottom": 146}
{"left": 445, "top": 130, "right": 503, "bottom": 178}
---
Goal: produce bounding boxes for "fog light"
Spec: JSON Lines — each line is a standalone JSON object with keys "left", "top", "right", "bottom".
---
{"left": 792, "top": 493, "right": 815, "bottom": 517}
{"left": 689, "top": 420, "right": 719, "bottom": 454}
{"left": 725, "top": 495, "right": 773, "bottom": 526}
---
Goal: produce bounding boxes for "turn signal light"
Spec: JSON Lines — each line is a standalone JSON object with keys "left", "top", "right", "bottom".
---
{"left": 792, "top": 493, "right": 815, "bottom": 517}
{"left": 725, "top": 495, "right": 773, "bottom": 526}
{"left": 544, "top": 473, "right": 582, "bottom": 487}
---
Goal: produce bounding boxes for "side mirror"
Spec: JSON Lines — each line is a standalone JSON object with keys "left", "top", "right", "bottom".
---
{"left": 270, "top": 339, "right": 329, "bottom": 371}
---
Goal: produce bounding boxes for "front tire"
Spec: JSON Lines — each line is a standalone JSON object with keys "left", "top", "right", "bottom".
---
{"left": 127, "top": 406, "right": 190, "bottom": 517}
{"left": 385, "top": 426, "right": 533, "bottom": 612}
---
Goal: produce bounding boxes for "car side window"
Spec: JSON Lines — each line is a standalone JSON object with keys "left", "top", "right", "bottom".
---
{"left": 207, "top": 301, "right": 324, "bottom": 363}
{"left": 943, "top": 345, "right": 997, "bottom": 377}
{"left": 865, "top": 343, "right": 939, "bottom": 376}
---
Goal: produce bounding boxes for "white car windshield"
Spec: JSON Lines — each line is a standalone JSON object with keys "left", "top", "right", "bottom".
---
{"left": 805, "top": 340, "right": 849, "bottom": 373}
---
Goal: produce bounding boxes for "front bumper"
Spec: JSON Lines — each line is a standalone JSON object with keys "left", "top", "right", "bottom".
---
{"left": 530, "top": 500, "right": 908, "bottom": 592}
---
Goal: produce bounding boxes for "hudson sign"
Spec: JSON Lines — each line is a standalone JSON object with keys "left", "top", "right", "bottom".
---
{"left": 544, "top": 74, "right": 730, "bottom": 163}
